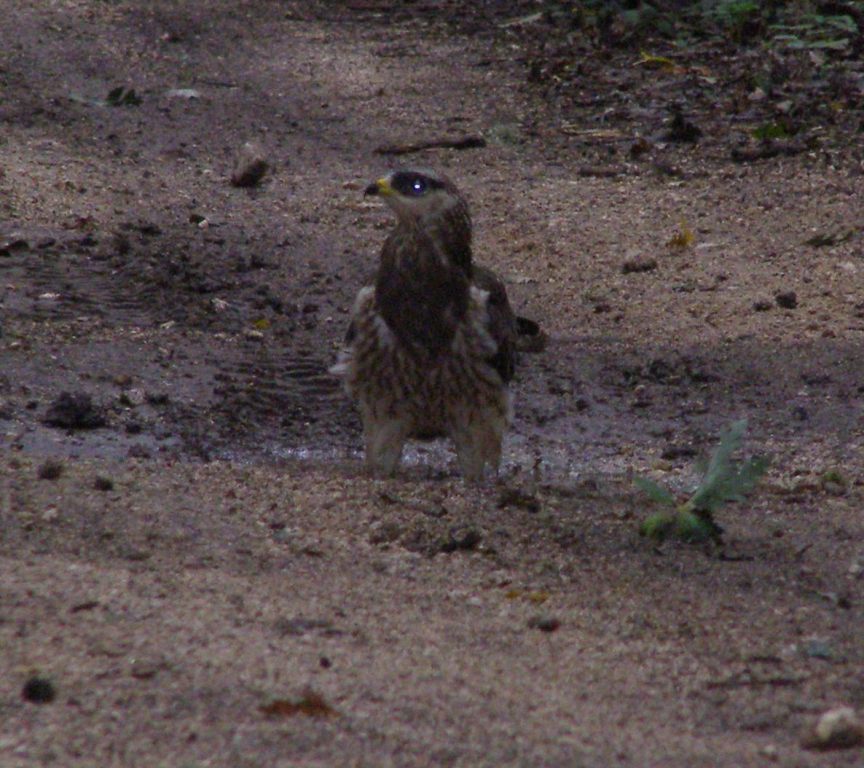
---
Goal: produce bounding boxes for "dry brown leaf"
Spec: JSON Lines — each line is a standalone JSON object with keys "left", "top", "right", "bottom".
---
{"left": 260, "top": 688, "right": 338, "bottom": 718}
{"left": 668, "top": 220, "right": 695, "bottom": 249}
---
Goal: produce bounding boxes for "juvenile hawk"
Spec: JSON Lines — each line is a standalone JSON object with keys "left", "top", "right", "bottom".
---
{"left": 331, "top": 168, "right": 519, "bottom": 481}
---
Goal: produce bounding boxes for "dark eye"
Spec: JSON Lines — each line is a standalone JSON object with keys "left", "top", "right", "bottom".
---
{"left": 391, "top": 171, "right": 433, "bottom": 197}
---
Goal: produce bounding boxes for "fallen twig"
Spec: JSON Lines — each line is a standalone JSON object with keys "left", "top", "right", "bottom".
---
{"left": 374, "top": 135, "right": 486, "bottom": 155}
{"left": 706, "top": 672, "right": 807, "bottom": 689}
{"left": 731, "top": 139, "right": 811, "bottom": 163}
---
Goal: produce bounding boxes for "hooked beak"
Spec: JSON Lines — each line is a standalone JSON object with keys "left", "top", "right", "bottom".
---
{"left": 364, "top": 177, "right": 392, "bottom": 197}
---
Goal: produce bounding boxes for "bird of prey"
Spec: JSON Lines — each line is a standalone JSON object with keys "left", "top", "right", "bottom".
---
{"left": 331, "top": 168, "right": 524, "bottom": 481}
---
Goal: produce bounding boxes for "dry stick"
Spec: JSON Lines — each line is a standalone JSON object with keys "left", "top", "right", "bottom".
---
{"left": 706, "top": 673, "right": 808, "bottom": 689}
{"left": 731, "top": 139, "right": 810, "bottom": 163}
{"left": 374, "top": 135, "right": 486, "bottom": 156}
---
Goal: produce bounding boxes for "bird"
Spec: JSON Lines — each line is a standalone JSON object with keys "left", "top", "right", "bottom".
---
{"left": 331, "top": 168, "right": 526, "bottom": 481}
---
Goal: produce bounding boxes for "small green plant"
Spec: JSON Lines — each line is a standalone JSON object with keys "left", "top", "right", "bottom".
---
{"left": 752, "top": 121, "right": 792, "bottom": 141}
{"left": 711, "top": 0, "right": 761, "bottom": 30}
{"left": 636, "top": 419, "right": 768, "bottom": 544}
{"left": 770, "top": 11, "right": 858, "bottom": 51}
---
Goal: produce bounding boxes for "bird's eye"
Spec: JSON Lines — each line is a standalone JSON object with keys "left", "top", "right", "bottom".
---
{"left": 390, "top": 171, "right": 432, "bottom": 197}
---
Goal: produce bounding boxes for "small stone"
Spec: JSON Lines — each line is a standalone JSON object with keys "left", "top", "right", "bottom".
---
{"left": 37, "top": 459, "right": 64, "bottom": 480}
{"left": 804, "top": 639, "right": 834, "bottom": 660}
{"left": 578, "top": 164, "right": 624, "bottom": 178}
{"left": 130, "top": 658, "right": 163, "bottom": 680}
{"left": 664, "top": 106, "right": 702, "bottom": 143}
{"left": 497, "top": 488, "right": 540, "bottom": 514}
{"left": 775, "top": 291, "right": 798, "bottom": 309}
{"left": 439, "top": 527, "right": 482, "bottom": 553}
{"left": 802, "top": 706, "right": 864, "bottom": 750}
{"left": 621, "top": 255, "right": 658, "bottom": 274}
{"left": 748, "top": 87, "right": 767, "bottom": 101}
{"left": 22, "top": 676, "right": 56, "bottom": 704}
{"left": 94, "top": 476, "right": 114, "bottom": 491}
{"left": 123, "top": 548, "right": 152, "bottom": 562}
{"left": 43, "top": 392, "right": 106, "bottom": 430}
{"left": 231, "top": 141, "right": 269, "bottom": 188}
{"left": 753, "top": 299, "right": 773, "bottom": 312}
{"left": 118, "top": 388, "right": 146, "bottom": 407}
{"left": 527, "top": 615, "right": 560, "bottom": 632}
{"left": 166, "top": 88, "right": 200, "bottom": 100}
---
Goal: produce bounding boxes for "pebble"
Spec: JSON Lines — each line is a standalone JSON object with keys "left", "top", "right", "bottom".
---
{"left": 22, "top": 676, "right": 56, "bottom": 704}
{"left": 527, "top": 615, "right": 560, "bottom": 632}
{"left": 231, "top": 141, "right": 269, "bottom": 187}
{"left": 94, "top": 476, "right": 114, "bottom": 492}
{"left": 801, "top": 706, "right": 864, "bottom": 750}
{"left": 43, "top": 391, "right": 106, "bottom": 430}
{"left": 119, "top": 388, "right": 146, "bottom": 407}
{"left": 166, "top": 88, "right": 200, "bottom": 100}
{"left": 775, "top": 291, "right": 798, "bottom": 309}
{"left": 439, "top": 527, "right": 482, "bottom": 553}
{"left": 621, "top": 255, "right": 658, "bottom": 274}
{"left": 37, "top": 459, "right": 64, "bottom": 480}
{"left": 130, "top": 657, "right": 163, "bottom": 680}
{"left": 804, "top": 638, "right": 834, "bottom": 660}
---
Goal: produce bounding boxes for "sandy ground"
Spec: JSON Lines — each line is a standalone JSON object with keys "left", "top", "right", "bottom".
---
{"left": 1, "top": 2, "right": 863, "bottom": 766}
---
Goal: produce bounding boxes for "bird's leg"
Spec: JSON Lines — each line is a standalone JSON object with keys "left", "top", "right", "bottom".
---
{"left": 363, "top": 415, "right": 408, "bottom": 476}
{"left": 452, "top": 420, "right": 503, "bottom": 483}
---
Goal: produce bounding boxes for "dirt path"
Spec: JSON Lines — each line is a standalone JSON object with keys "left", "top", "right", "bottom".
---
{"left": 1, "top": 2, "right": 863, "bottom": 766}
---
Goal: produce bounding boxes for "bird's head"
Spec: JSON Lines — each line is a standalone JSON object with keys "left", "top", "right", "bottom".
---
{"left": 364, "top": 168, "right": 465, "bottom": 226}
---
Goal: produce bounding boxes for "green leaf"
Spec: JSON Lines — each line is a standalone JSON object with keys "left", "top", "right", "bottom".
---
{"left": 752, "top": 122, "right": 790, "bottom": 141}
{"left": 687, "top": 420, "right": 768, "bottom": 514}
{"left": 634, "top": 476, "right": 678, "bottom": 507}
{"left": 675, "top": 510, "right": 723, "bottom": 543}
{"left": 807, "top": 39, "right": 849, "bottom": 50}
{"left": 825, "top": 14, "right": 857, "bottom": 34}
{"left": 687, "top": 419, "right": 745, "bottom": 508}
{"left": 639, "top": 510, "right": 723, "bottom": 543}
{"left": 639, "top": 512, "right": 677, "bottom": 540}
{"left": 637, "top": 420, "right": 766, "bottom": 546}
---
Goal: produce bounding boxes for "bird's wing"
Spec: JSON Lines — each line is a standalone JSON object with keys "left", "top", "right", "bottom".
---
{"left": 329, "top": 286, "right": 376, "bottom": 380}
{"left": 473, "top": 263, "right": 546, "bottom": 355}
{"left": 471, "top": 265, "right": 518, "bottom": 384}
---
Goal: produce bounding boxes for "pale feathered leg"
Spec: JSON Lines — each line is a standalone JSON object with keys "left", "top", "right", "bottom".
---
{"left": 362, "top": 408, "right": 409, "bottom": 475}
{"left": 452, "top": 414, "right": 504, "bottom": 483}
